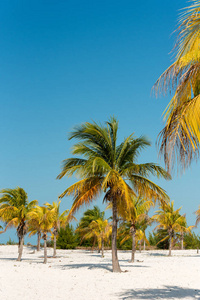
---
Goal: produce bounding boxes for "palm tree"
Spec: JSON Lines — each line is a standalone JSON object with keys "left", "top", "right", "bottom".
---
{"left": 28, "top": 205, "right": 54, "bottom": 263}
{"left": 117, "top": 197, "right": 153, "bottom": 262}
{"left": 78, "top": 218, "right": 112, "bottom": 257}
{"left": 154, "top": 1, "right": 200, "bottom": 172}
{"left": 45, "top": 200, "right": 74, "bottom": 257}
{"left": 0, "top": 187, "right": 38, "bottom": 261}
{"left": 27, "top": 209, "right": 43, "bottom": 251}
{"left": 57, "top": 117, "right": 171, "bottom": 272}
{"left": 76, "top": 206, "right": 105, "bottom": 250}
{"left": 153, "top": 201, "right": 189, "bottom": 256}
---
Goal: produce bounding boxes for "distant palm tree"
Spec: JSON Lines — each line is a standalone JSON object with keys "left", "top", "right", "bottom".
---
{"left": 28, "top": 206, "right": 54, "bottom": 263}
{"left": 0, "top": 187, "right": 38, "bottom": 261}
{"left": 76, "top": 206, "right": 105, "bottom": 250}
{"left": 154, "top": 1, "right": 200, "bottom": 172}
{"left": 57, "top": 117, "right": 171, "bottom": 272}
{"left": 117, "top": 197, "right": 153, "bottom": 262}
{"left": 45, "top": 200, "right": 75, "bottom": 257}
{"left": 153, "top": 201, "right": 190, "bottom": 256}
{"left": 78, "top": 218, "right": 112, "bottom": 257}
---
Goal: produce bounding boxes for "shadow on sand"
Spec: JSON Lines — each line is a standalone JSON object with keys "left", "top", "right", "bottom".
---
{"left": 118, "top": 285, "right": 200, "bottom": 299}
{"left": 53, "top": 262, "right": 149, "bottom": 272}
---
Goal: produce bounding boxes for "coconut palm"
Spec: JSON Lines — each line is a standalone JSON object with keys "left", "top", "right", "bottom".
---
{"left": 154, "top": 1, "right": 200, "bottom": 172}
{"left": 117, "top": 197, "right": 153, "bottom": 262}
{"left": 153, "top": 201, "right": 190, "bottom": 256}
{"left": 78, "top": 218, "right": 112, "bottom": 257}
{"left": 28, "top": 205, "right": 54, "bottom": 263}
{"left": 27, "top": 210, "right": 43, "bottom": 251}
{"left": 45, "top": 200, "right": 74, "bottom": 257}
{"left": 57, "top": 117, "right": 171, "bottom": 272}
{"left": 0, "top": 187, "right": 38, "bottom": 261}
{"left": 76, "top": 206, "right": 105, "bottom": 250}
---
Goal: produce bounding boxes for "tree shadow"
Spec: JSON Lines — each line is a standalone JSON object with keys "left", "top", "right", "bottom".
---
{"left": 118, "top": 285, "right": 200, "bottom": 299}
{"left": 54, "top": 262, "right": 149, "bottom": 272}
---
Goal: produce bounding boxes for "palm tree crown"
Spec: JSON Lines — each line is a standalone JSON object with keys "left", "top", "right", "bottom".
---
{"left": 57, "top": 117, "right": 171, "bottom": 272}
{"left": 154, "top": 1, "right": 200, "bottom": 172}
{"left": 0, "top": 187, "right": 38, "bottom": 261}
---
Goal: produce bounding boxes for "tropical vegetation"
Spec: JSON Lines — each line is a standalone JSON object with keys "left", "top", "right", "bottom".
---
{"left": 153, "top": 201, "right": 192, "bottom": 256}
{"left": 154, "top": 1, "right": 200, "bottom": 172}
{"left": 0, "top": 187, "right": 38, "bottom": 261}
{"left": 57, "top": 117, "right": 171, "bottom": 272}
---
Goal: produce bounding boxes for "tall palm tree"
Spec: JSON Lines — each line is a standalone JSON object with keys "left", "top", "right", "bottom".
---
{"left": 153, "top": 201, "right": 190, "bottom": 256}
{"left": 28, "top": 205, "right": 54, "bottom": 263}
{"left": 154, "top": 1, "right": 200, "bottom": 172}
{"left": 45, "top": 200, "right": 74, "bottom": 257}
{"left": 57, "top": 117, "right": 171, "bottom": 272}
{"left": 117, "top": 197, "right": 153, "bottom": 262}
{"left": 0, "top": 187, "right": 38, "bottom": 261}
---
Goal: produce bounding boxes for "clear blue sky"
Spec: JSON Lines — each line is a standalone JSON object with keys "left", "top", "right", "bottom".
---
{"left": 0, "top": 0, "right": 199, "bottom": 244}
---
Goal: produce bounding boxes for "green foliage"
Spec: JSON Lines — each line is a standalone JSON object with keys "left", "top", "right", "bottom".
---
{"left": 184, "top": 232, "right": 200, "bottom": 249}
{"left": 148, "top": 230, "right": 169, "bottom": 249}
{"left": 6, "top": 237, "right": 17, "bottom": 245}
{"left": 117, "top": 234, "right": 132, "bottom": 250}
{"left": 57, "top": 224, "right": 77, "bottom": 249}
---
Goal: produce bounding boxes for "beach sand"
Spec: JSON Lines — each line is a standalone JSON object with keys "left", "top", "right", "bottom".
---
{"left": 0, "top": 245, "right": 199, "bottom": 300}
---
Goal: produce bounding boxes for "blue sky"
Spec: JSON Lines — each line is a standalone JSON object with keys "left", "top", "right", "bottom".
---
{"left": 0, "top": 0, "right": 199, "bottom": 244}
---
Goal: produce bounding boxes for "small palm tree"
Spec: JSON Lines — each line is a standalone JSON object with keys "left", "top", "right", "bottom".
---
{"left": 28, "top": 205, "right": 54, "bottom": 263}
{"left": 76, "top": 206, "right": 105, "bottom": 250}
{"left": 45, "top": 200, "right": 74, "bottom": 257}
{"left": 117, "top": 197, "right": 153, "bottom": 262}
{"left": 0, "top": 187, "right": 38, "bottom": 261}
{"left": 77, "top": 218, "right": 112, "bottom": 257}
{"left": 57, "top": 117, "right": 171, "bottom": 272}
{"left": 153, "top": 201, "right": 189, "bottom": 256}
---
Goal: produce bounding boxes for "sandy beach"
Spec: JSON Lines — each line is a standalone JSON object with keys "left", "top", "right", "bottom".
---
{"left": 0, "top": 245, "right": 199, "bottom": 300}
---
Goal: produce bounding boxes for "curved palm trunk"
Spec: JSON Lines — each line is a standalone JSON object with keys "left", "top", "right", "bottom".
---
{"left": 130, "top": 225, "right": 136, "bottom": 262}
{"left": 37, "top": 231, "right": 41, "bottom": 251}
{"left": 112, "top": 198, "right": 121, "bottom": 272}
{"left": 17, "top": 235, "right": 24, "bottom": 261}
{"left": 43, "top": 233, "right": 47, "bottom": 264}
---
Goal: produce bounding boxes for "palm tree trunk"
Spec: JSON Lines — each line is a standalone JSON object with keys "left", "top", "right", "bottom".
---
{"left": 139, "top": 240, "right": 142, "bottom": 252}
{"left": 181, "top": 233, "right": 184, "bottom": 250}
{"left": 43, "top": 233, "right": 47, "bottom": 264}
{"left": 53, "top": 233, "right": 57, "bottom": 258}
{"left": 169, "top": 233, "right": 172, "bottom": 256}
{"left": 37, "top": 231, "right": 41, "bottom": 251}
{"left": 17, "top": 235, "right": 24, "bottom": 261}
{"left": 130, "top": 225, "right": 136, "bottom": 262}
{"left": 112, "top": 198, "right": 121, "bottom": 272}
{"left": 101, "top": 237, "right": 104, "bottom": 258}
{"left": 143, "top": 239, "right": 146, "bottom": 251}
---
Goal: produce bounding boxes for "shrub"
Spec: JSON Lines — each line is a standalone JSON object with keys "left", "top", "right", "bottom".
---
{"left": 184, "top": 232, "right": 200, "bottom": 249}
{"left": 57, "top": 224, "right": 78, "bottom": 249}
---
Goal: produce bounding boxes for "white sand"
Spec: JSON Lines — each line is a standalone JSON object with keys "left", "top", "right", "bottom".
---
{"left": 0, "top": 245, "right": 199, "bottom": 300}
